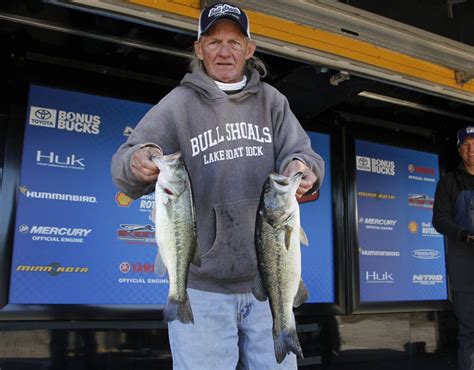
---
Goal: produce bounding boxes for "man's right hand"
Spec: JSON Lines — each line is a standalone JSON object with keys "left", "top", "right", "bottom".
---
{"left": 130, "top": 146, "right": 162, "bottom": 183}
{"left": 460, "top": 229, "right": 474, "bottom": 245}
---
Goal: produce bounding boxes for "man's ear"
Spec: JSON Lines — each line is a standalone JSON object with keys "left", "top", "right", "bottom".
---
{"left": 194, "top": 40, "right": 204, "bottom": 60}
{"left": 245, "top": 41, "right": 257, "bottom": 60}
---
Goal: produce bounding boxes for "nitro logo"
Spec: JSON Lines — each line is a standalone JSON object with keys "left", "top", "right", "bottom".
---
{"left": 408, "top": 164, "right": 435, "bottom": 176}
{"left": 36, "top": 150, "right": 85, "bottom": 170}
{"left": 356, "top": 156, "right": 395, "bottom": 176}
{"left": 412, "top": 249, "right": 440, "bottom": 259}
{"left": 365, "top": 271, "right": 394, "bottom": 283}
{"left": 19, "top": 186, "right": 97, "bottom": 204}
{"left": 359, "top": 217, "right": 397, "bottom": 231}
{"left": 57, "top": 110, "right": 101, "bottom": 135}
{"left": 209, "top": 4, "right": 241, "bottom": 17}
{"left": 413, "top": 274, "right": 443, "bottom": 285}
{"left": 29, "top": 106, "right": 57, "bottom": 128}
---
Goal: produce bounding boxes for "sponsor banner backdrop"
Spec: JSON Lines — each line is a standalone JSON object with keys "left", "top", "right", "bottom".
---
{"left": 9, "top": 84, "right": 334, "bottom": 304}
{"left": 355, "top": 139, "right": 447, "bottom": 302}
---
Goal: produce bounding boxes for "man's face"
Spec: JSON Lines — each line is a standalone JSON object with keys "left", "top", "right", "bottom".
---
{"left": 194, "top": 20, "right": 256, "bottom": 83}
{"left": 459, "top": 136, "right": 474, "bottom": 167}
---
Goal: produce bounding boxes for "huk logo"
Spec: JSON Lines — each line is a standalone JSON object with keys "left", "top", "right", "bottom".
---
{"left": 29, "top": 106, "right": 57, "bottom": 128}
{"left": 36, "top": 150, "right": 85, "bottom": 170}
{"left": 365, "top": 271, "right": 394, "bottom": 283}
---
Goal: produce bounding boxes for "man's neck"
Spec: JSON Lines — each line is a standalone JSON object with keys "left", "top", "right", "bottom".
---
{"left": 464, "top": 163, "right": 474, "bottom": 175}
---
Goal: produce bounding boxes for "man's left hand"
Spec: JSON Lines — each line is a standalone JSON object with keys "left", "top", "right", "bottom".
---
{"left": 283, "top": 159, "right": 317, "bottom": 199}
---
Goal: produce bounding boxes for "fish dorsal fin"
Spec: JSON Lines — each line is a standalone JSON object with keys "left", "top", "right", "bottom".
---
{"left": 300, "top": 227, "right": 309, "bottom": 246}
{"left": 154, "top": 250, "right": 167, "bottom": 277}
{"left": 293, "top": 279, "right": 309, "bottom": 307}
{"left": 284, "top": 225, "right": 293, "bottom": 251}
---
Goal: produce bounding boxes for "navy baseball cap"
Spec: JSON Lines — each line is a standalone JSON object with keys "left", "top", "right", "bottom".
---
{"left": 198, "top": 2, "right": 250, "bottom": 39}
{"left": 457, "top": 126, "right": 474, "bottom": 146}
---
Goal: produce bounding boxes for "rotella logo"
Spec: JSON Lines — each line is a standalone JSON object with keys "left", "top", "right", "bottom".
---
{"left": 29, "top": 106, "right": 57, "bottom": 128}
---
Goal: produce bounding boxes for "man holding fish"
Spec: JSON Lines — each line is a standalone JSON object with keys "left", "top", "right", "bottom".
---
{"left": 111, "top": 2, "right": 324, "bottom": 369}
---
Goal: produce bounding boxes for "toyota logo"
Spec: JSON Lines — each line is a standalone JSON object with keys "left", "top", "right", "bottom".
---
{"left": 35, "top": 109, "right": 52, "bottom": 120}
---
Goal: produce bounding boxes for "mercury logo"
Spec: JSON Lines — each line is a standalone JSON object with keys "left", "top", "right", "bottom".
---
{"left": 29, "top": 106, "right": 57, "bottom": 128}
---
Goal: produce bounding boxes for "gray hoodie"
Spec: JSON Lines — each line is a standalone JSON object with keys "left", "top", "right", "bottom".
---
{"left": 111, "top": 67, "right": 324, "bottom": 294}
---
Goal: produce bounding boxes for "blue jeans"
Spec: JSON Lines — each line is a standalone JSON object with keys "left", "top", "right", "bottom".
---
{"left": 168, "top": 288, "right": 298, "bottom": 370}
{"left": 453, "top": 291, "right": 474, "bottom": 370}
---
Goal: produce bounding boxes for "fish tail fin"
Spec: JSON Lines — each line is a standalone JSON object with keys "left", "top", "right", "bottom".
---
{"left": 164, "top": 294, "right": 194, "bottom": 324}
{"left": 273, "top": 329, "right": 304, "bottom": 364}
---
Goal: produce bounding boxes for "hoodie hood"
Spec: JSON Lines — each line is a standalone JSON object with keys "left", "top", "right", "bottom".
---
{"left": 180, "top": 66, "right": 261, "bottom": 102}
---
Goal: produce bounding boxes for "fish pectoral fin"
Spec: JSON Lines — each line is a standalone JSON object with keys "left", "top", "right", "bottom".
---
{"left": 300, "top": 227, "right": 309, "bottom": 246}
{"left": 293, "top": 279, "right": 309, "bottom": 307}
{"left": 149, "top": 206, "right": 156, "bottom": 224}
{"left": 252, "top": 273, "right": 268, "bottom": 301}
{"left": 284, "top": 225, "right": 293, "bottom": 251}
{"left": 154, "top": 250, "right": 167, "bottom": 277}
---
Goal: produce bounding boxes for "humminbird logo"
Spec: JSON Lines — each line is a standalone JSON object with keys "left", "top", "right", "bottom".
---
{"left": 356, "top": 156, "right": 395, "bottom": 176}
{"left": 365, "top": 271, "right": 394, "bottom": 283}
{"left": 209, "top": 4, "right": 241, "bottom": 17}
{"left": 19, "top": 186, "right": 97, "bottom": 203}
{"left": 359, "top": 248, "right": 400, "bottom": 257}
{"left": 16, "top": 262, "right": 88, "bottom": 276}
{"left": 413, "top": 274, "right": 443, "bottom": 285}
{"left": 36, "top": 150, "right": 85, "bottom": 170}
{"left": 29, "top": 106, "right": 57, "bottom": 128}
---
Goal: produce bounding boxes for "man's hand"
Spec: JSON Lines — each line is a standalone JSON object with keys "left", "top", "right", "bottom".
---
{"left": 461, "top": 229, "right": 474, "bottom": 245}
{"left": 130, "top": 146, "right": 162, "bottom": 182}
{"left": 283, "top": 159, "right": 317, "bottom": 199}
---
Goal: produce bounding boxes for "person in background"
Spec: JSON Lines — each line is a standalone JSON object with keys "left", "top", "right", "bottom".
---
{"left": 433, "top": 126, "right": 474, "bottom": 370}
{"left": 111, "top": 2, "right": 324, "bottom": 369}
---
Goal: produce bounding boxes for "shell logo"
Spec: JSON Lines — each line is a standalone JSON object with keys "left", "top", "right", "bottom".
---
{"left": 115, "top": 192, "right": 133, "bottom": 207}
{"left": 408, "top": 220, "right": 419, "bottom": 234}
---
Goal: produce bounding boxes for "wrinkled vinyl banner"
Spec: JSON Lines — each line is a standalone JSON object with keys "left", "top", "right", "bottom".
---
{"left": 356, "top": 139, "right": 448, "bottom": 302}
{"left": 9, "top": 84, "right": 335, "bottom": 305}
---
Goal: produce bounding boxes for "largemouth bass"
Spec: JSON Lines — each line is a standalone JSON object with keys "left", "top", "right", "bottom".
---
{"left": 151, "top": 152, "right": 199, "bottom": 324}
{"left": 253, "top": 172, "right": 309, "bottom": 363}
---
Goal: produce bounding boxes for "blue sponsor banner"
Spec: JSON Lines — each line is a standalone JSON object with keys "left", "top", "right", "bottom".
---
{"left": 355, "top": 139, "right": 448, "bottom": 302}
{"left": 9, "top": 84, "right": 335, "bottom": 304}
